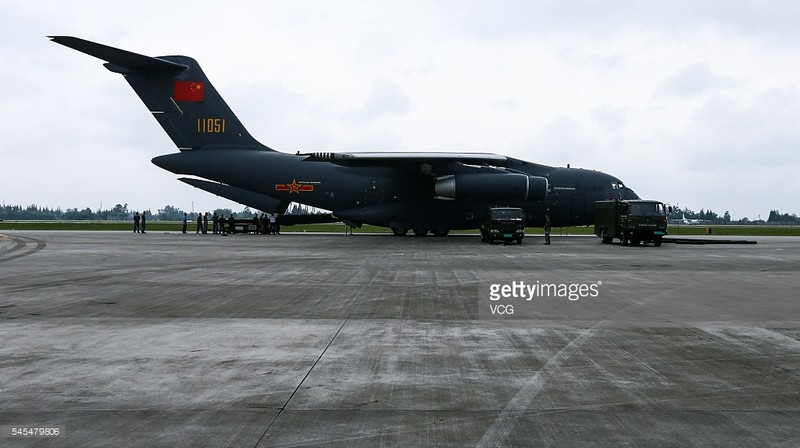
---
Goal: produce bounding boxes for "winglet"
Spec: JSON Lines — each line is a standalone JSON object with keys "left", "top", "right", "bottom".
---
{"left": 49, "top": 36, "right": 187, "bottom": 73}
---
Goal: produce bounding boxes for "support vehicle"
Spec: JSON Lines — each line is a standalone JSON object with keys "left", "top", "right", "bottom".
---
{"left": 594, "top": 200, "right": 668, "bottom": 246}
{"left": 480, "top": 207, "right": 525, "bottom": 244}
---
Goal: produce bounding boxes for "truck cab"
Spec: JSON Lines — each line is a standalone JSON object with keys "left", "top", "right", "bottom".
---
{"left": 480, "top": 207, "right": 525, "bottom": 244}
{"left": 594, "top": 200, "right": 668, "bottom": 247}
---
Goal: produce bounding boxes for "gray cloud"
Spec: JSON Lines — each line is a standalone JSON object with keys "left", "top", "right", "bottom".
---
{"left": 678, "top": 87, "right": 800, "bottom": 169}
{"left": 350, "top": 79, "right": 411, "bottom": 121}
{"left": 557, "top": 48, "right": 625, "bottom": 71}
{"left": 516, "top": 116, "right": 597, "bottom": 167}
{"left": 223, "top": 80, "right": 331, "bottom": 151}
{"left": 655, "top": 63, "right": 741, "bottom": 97}
{"left": 456, "top": 1, "right": 800, "bottom": 43}
{"left": 591, "top": 105, "right": 629, "bottom": 133}
{"left": 492, "top": 97, "right": 519, "bottom": 111}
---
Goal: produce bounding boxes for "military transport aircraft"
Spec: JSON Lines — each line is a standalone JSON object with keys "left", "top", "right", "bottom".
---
{"left": 51, "top": 36, "right": 640, "bottom": 236}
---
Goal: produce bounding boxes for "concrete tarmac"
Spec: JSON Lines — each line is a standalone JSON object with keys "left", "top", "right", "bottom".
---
{"left": 1, "top": 231, "right": 798, "bottom": 447}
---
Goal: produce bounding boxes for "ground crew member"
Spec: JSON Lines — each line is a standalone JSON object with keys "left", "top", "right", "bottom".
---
{"left": 544, "top": 213, "right": 551, "bottom": 245}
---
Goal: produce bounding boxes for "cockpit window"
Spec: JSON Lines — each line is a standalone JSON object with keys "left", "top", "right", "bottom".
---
{"left": 490, "top": 209, "right": 524, "bottom": 220}
{"left": 628, "top": 202, "right": 666, "bottom": 216}
{"left": 611, "top": 181, "right": 625, "bottom": 190}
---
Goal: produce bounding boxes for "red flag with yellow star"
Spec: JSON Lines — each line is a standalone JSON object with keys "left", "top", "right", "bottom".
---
{"left": 173, "top": 81, "right": 204, "bottom": 102}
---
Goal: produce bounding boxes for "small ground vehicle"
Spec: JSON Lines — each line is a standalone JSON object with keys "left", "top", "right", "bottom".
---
{"left": 594, "top": 200, "right": 668, "bottom": 247}
{"left": 480, "top": 207, "right": 525, "bottom": 244}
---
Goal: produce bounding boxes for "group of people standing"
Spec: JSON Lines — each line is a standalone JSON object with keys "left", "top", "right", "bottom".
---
{"left": 132, "top": 211, "right": 146, "bottom": 234}
{"left": 177, "top": 212, "right": 279, "bottom": 235}
{"left": 249, "top": 213, "right": 279, "bottom": 235}
{"left": 182, "top": 211, "right": 221, "bottom": 234}
{"left": 132, "top": 211, "right": 279, "bottom": 235}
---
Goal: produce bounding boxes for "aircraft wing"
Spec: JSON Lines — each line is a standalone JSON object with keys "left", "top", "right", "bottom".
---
{"left": 302, "top": 151, "right": 507, "bottom": 166}
{"left": 300, "top": 151, "right": 512, "bottom": 177}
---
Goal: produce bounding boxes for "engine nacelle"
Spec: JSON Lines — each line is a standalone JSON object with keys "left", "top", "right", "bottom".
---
{"left": 434, "top": 173, "right": 548, "bottom": 201}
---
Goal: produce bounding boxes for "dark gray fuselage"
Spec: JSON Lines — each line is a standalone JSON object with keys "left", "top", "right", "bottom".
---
{"left": 153, "top": 149, "right": 639, "bottom": 230}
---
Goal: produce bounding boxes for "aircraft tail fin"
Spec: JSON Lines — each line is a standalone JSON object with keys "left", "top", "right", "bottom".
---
{"left": 50, "top": 36, "right": 271, "bottom": 152}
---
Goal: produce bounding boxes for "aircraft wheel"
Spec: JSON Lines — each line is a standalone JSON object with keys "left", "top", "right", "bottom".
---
{"left": 432, "top": 228, "right": 450, "bottom": 237}
{"left": 602, "top": 235, "right": 613, "bottom": 244}
{"left": 413, "top": 228, "right": 429, "bottom": 236}
{"left": 391, "top": 226, "right": 408, "bottom": 236}
{"left": 620, "top": 232, "right": 628, "bottom": 245}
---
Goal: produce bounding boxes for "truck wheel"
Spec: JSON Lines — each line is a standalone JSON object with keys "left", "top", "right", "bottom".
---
{"left": 432, "top": 228, "right": 450, "bottom": 237}
{"left": 392, "top": 226, "right": 408, "bottom": 236}
{"left": 413, "top": 228, "right": 429, "bottom": 236}
{"left": 654, "top": 236, "right": 663, "bottom": 247}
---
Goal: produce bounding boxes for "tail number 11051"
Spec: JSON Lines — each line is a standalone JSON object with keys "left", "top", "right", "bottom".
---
{"left": 197, "top": 118, "right": 226, "bottom": 133}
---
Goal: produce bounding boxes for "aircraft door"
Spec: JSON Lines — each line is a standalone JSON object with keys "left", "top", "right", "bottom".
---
{"left": 571, "top": 194, "right": 586, "bottom": 222}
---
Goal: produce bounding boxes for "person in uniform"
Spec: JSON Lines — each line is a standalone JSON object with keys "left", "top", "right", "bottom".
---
{"left": 133, "top": 211, "right": 140, "bottom": 233}
{"left": 544, "top": 213, "right": 551, "bottom": 245}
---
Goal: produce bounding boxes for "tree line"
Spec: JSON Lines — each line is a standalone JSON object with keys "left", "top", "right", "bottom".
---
{"left": 667, "top": 207, "right": 800, "bottom": 225}
{"left": 0, "top": 203, "right": 322, "bottom": 221}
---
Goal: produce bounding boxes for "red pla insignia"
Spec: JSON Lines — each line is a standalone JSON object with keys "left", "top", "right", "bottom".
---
{"left": 173, "top": 81, "right": 204, "bottom": 102}
{"left": 275, "top": 180, "right": 314, "bottom": 194}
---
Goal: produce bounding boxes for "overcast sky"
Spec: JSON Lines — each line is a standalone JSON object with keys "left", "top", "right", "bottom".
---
{"left": 2, "top": 1, "right": 799, "bottom": 219}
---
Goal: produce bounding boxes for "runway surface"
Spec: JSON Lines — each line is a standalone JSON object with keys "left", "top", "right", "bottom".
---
{"left": 1, "top": 231, "right": 798, "bottom": 447}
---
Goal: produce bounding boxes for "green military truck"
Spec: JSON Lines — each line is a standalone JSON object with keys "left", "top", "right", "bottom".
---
{"left": 594, "top": 200, "right": 668, "bottom": 247}
{"left": 480, "top": 207, "right": 525, "bottom": 244}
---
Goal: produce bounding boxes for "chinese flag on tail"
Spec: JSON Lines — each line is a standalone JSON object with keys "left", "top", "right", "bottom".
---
{"left": 173, "top": 81, "right": 204, "bottom": 102}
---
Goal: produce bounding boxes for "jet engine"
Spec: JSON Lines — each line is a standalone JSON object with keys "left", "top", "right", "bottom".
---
{"left": 434, "top": 173, "right": 548, "bottom": 201}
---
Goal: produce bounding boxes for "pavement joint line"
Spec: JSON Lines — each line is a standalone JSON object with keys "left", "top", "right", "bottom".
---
{"left": 253, "top": 258, "right": 386, "bottom": 447}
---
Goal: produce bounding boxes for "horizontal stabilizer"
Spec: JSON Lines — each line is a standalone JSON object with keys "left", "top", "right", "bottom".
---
{"left": 49, "top": 36, "right": 187, "bottom": 73}
{"left": 179, "top": 178, "right": 288, "bottom": 213}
